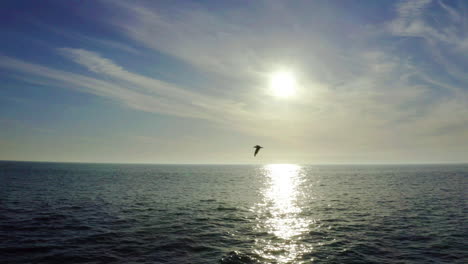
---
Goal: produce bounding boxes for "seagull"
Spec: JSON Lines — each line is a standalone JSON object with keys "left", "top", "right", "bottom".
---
{"left": 253, "top": 145, "right": 263, "bottom": 157}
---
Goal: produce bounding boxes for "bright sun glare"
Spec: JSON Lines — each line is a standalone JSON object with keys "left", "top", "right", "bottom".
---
{"left": 269, "top": 71, "right": 297, "bottom": 98}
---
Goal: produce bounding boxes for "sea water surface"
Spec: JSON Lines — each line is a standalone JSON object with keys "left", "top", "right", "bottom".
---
{"left": 0, "top": 161, "right": 466, "bottom": 263}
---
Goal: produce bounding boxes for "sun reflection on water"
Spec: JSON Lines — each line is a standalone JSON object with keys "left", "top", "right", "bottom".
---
{"left": 253, "top": 164, "right": 312, "bottom": 263}
{"left": 263, "top": 164, "right": 305, "bottom": 239}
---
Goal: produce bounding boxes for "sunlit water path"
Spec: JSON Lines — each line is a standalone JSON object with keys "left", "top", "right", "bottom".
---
{"left": 252, "top": 164, "right": 312, "bottom": 263}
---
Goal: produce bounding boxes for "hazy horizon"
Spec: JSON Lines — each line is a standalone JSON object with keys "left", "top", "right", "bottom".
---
{"left": 2, "top": 159, "right": 467, "bottom": 166}
{"left": 1, "top": 0, "right": 467, "bottom": 164}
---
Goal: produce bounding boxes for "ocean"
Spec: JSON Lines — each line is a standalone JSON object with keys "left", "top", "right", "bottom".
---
{"left": 0, "top": 161, "right": 466, "bottom": 263}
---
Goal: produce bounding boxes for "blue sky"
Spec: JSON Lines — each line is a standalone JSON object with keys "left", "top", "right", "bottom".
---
{"left": 1, "top": 0, "right": 467, "bottom": 164}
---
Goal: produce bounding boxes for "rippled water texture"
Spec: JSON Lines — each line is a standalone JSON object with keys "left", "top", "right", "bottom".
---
{"left": 1, "top": 162, "right": 467, "bottom": 263}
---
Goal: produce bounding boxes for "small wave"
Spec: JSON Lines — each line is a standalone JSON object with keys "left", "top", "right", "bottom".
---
{"left": 1, "top": 246, "right": 53, "bottom": 254}
{"left": 38, "top": 253, "right": 120, "bottom": 263}
{"left": 33, "top": 214, "right": 67, "bottom": 222}
{"left": 308, "top": 230, "right": 326, "bottom": 236}
{"left": 220, "top": 251, "right": 260, "bottom": 264}
{"left": 200, "top": 199, "right": 216, "bottom": 202}
{"left": 216, "top": 206, "right": 238, "bottom": 211}
{"left": 63, "top": 224, "right": 92, "bottom": 231}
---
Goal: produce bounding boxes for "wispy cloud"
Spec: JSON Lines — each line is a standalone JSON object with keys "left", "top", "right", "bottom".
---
{"left": 31, "top": 19, "right": 141, "bottom": 54}
{"left": 389, "top": 0, "right": 433, "bottom": 37}
{"left": 389, "top": 0, "right": 468, "bottom": 48}
{"left": 0, "top": 49, "right": 260, "bottom": 133}
{"left": 109, "top": 0, "right": 315, "bottom": 81}
{"left": 0, "top": 54, "right": 209, "bottom": 119}
{"left": 387, "top": 0, "right": 468, "bottom": 92}
{"left": 58, "top": 48, "right": 261, "bottom": 124}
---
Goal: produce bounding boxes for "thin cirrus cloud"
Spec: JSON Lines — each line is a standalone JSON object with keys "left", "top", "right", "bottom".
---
{"left": 57, "top": 48, "right": 261, "bottom": 127}
{"left": 388, "top": 0, "right": 468, "bottom": 84}
{"left": 0, "top": 49, "right": 257, "bottom": 129}
{"left": 108, "top": 0, "right": 313, "bottom": 80}
{"left": 0, "top": 54, "right": 211, "bottom": 120}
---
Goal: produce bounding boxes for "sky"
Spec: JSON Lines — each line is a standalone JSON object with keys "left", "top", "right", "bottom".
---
{"left": 0, "top": 0, "right": 467, "bottom": 164}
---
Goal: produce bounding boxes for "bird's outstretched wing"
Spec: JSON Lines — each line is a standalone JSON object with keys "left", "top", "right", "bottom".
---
{"left": 254, "top": 148, "right": 260, "bottom": 156}
{"left": 253, "top": 145, "right": 263, "bottom": 157}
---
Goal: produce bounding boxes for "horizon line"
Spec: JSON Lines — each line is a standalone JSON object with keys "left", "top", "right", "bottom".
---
{"left": 1, "top": 159, "right": 467, "bottom": 166}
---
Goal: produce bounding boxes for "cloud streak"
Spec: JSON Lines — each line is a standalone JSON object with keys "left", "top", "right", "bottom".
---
{"left": 0, "top": 49, "right": 263, "bottom": 135}
{"left": 0, "top": 54, "right": 210, "bottom": 119}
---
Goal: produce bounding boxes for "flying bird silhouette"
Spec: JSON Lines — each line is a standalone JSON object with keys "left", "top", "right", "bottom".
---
{"left": 253, "top": 145, "right": 263, "bottom": 157}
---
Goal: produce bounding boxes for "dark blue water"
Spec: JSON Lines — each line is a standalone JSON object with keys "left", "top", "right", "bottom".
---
{"left": 1, "top": 162, "right": 466, "bottom": 263}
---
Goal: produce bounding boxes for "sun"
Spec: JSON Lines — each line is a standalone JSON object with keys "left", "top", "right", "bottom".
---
{"left": 269, "top": 71, "right": 297, "bottom": 98}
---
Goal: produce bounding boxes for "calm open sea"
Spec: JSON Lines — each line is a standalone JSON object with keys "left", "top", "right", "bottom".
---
{"left": 0, "top": 161, "right": 466, "bottom": 263}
